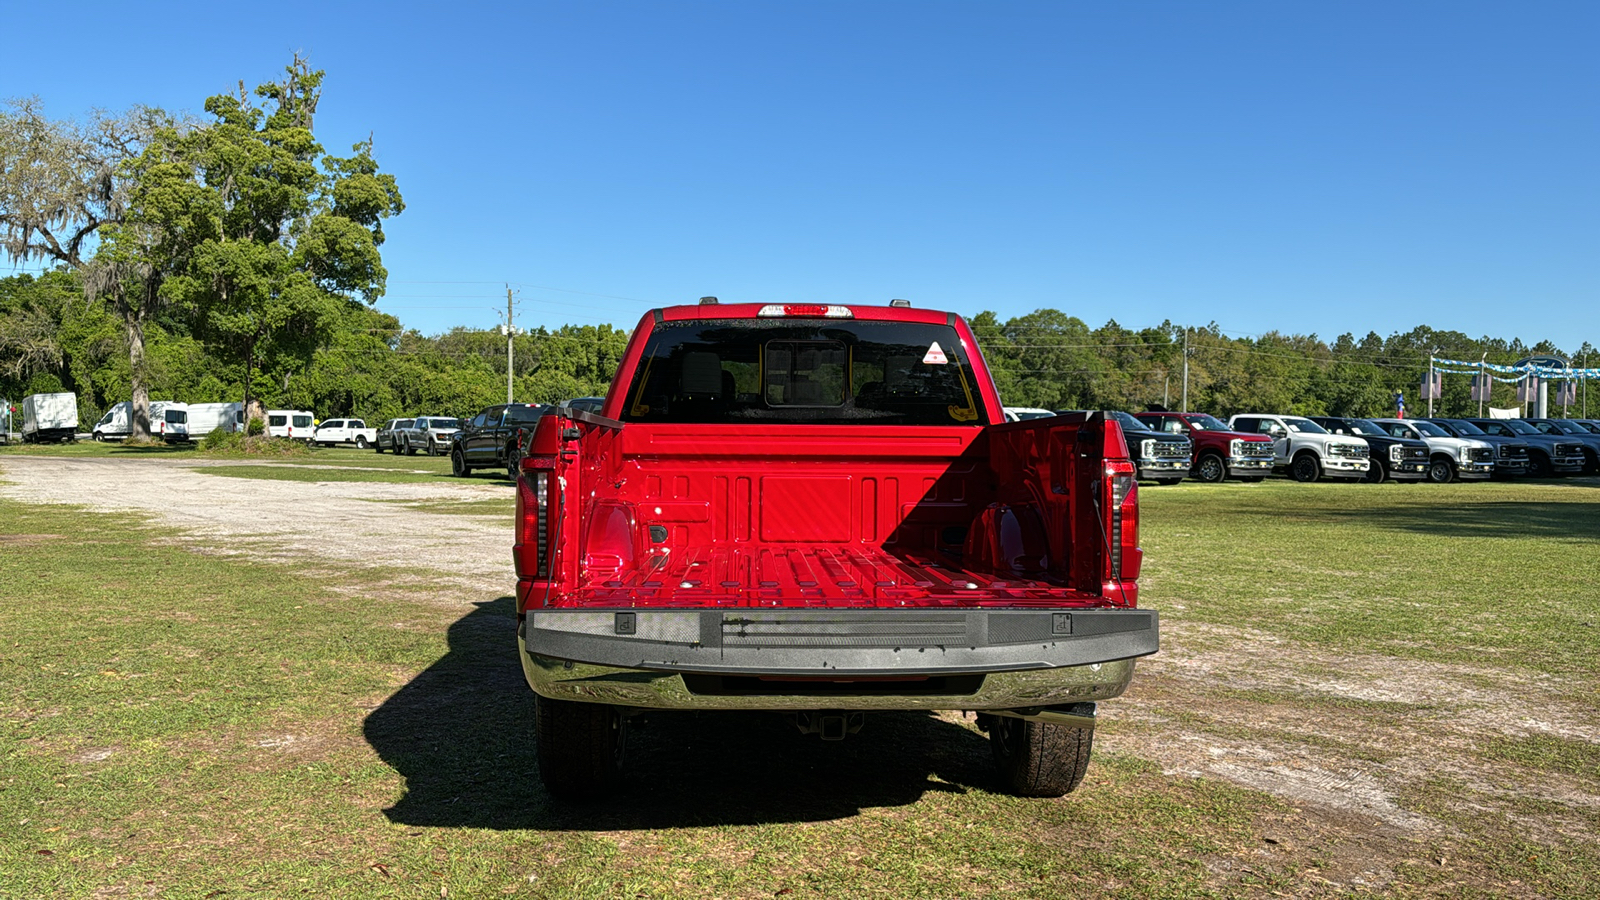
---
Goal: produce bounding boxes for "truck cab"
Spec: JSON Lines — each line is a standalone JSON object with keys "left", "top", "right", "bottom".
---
{"left": 513, "top": 301, "right": 1157, "bottom": 799}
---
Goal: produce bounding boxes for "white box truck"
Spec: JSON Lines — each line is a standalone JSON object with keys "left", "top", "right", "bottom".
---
{"left": 91, "top": 401, "right": 191, "bottom": 443}
{"left": 22, "top": 392, "right": 78, "bottom": 443}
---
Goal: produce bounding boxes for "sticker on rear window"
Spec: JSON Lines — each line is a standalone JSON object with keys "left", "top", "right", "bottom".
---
{"left": 923, "top": 342, "right": 948, "bottom": 364}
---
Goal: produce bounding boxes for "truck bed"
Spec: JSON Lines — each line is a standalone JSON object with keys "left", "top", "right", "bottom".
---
{"left": 568, "top": 542, "right": 1106, "bottom": 608}
{"left": 522, "top": 417, "right": 1134, "bottom": 612}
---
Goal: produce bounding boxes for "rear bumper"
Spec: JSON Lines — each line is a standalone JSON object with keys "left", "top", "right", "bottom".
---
{"left": 518, "top": 607, "right": 1157, "bottom": 711}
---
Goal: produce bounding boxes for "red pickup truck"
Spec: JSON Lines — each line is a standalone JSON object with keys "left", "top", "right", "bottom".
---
{"left": 513, "top": 301, "right": 1158, "bottom": 799}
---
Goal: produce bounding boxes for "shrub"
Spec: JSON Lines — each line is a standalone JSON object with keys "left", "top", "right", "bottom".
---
{"left": 246, "top": 417, "right": 266, "bottom": 437}
{"left": 198, "top": 431, "right": 311, "bottom": 457}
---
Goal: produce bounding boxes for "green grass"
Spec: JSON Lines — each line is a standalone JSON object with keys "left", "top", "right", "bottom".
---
{"left": 1484, "top": 733, "right": 1600, "bottom": 779}
{"left": 0, "top": 499, "right": 1305, "bottom": 899}
{"left": 3, "top": 474, "right": 1600, "bottom": 897}
{"left": 0, "top": 438, "right": 194, "bottom": 456}
{"left": 1138, "top": 477, "right": 1600, "bottom": 678}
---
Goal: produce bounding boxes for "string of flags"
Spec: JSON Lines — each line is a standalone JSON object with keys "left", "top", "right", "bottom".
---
{"left": 1433, "top": 357, "right": 1600, "bottom": 379}
{"left": 1421, "top": 357, "right": 1590, "bottom": 405}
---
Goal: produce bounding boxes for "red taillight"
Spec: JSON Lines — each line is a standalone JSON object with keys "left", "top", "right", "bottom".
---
{"left": 1102, "top": 458, "right": 1142, "bottom": 595}
{"left": 517, "top": 470, "right": 551, "bottom": 582}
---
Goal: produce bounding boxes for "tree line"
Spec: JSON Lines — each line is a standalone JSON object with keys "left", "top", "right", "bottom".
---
{"left": 0, "top": 268, "right": 628, "bottom": 425}
{"left": 5, "top": 266, "right": 1594, "bottom": 426}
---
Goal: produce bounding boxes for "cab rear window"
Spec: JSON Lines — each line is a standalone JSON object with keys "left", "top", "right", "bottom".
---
{"left": 622, "top": 319, "right": 987, "bottom": 425}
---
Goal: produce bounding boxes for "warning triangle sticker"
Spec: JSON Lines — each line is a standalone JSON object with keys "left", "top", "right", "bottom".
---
{"left": 923, "top": 342, "right": 948, "bottom": 365}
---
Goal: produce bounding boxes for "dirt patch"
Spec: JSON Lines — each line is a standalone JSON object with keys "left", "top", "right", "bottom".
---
{"left": 1102, "top": 621, "right": 1600, "bottom": 850}
{"left": 0, "top": 533, "right": 64, "bottom": 543}
{"left": 0, "top": 455, "right": 512, "bottom": 603}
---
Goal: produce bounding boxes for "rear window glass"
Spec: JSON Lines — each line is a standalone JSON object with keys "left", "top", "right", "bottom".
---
{"left": 292, "top": 415, "right": 313, "bottom": 428}
{"left": 622, "top": 319, "right": 987, "bottom": 425}
{"left": 506, "top": 405, "right": 549, "bottom": 424}
{"left": 164, "top": 410, "right": 186, "bottom": 424}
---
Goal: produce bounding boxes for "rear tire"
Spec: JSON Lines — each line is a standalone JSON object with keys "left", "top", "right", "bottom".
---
{"left": 1291, "top": 452, "right": 1322, "bottom": 483}
{"left": 1428, "top": 457, "right": 1455, "bottom": 484}
{"left": 1194, "top": 452, "right": 1226, "bottom": 483}
{"left": 535, "top": 696, "right": 625, "bottom": 801}
{"left": 988, "top": 715, "right": 1093, "bottom": 798}
{"left": 507, "top": 443, "right": 522, "bottom": 480}
{"left": 355, "top": 436, "right": 369, "bottom": 450}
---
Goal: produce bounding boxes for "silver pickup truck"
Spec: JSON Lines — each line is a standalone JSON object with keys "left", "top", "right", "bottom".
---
{"left": 397, "top": 416, "right": 462, "bottom": 456}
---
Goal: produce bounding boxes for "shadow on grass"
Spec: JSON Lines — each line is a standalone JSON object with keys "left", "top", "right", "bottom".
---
{"left": 363, "top": 597, "right": 998, "bottom": 830}
{"left": 1322, "top": 499, "right": 1600, "bottom": 542}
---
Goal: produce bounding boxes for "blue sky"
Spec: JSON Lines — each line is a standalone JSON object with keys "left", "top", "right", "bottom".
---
{"left": 3, "top": 1, "right": 1596, "bottom": 350}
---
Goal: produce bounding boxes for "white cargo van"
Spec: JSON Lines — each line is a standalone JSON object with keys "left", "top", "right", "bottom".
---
{"left": 22, "top": 392, "right": 79, "bottom": 443}
{"left": 92, "top": 401, "right": 191, "bottom": 443}
{"left": 266, "top": 410, "right": 316, "bottom": 441}
{"left": 186, "top": 402, "right": 244, "bottom": 438}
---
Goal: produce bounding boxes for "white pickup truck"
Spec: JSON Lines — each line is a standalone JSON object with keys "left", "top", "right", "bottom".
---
{"left": 1227, "top": 413, "right": 1371, "bottom": 482}
{"left": 311, "top": 418, "right": 378, "bottom": 449}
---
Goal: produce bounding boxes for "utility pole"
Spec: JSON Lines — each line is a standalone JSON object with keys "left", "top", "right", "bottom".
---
{"left": 1181, "top": 328, "right": 1190, "bottom": 413}
{"left": 499, "top": 285, "right": 519, "bottom": 404}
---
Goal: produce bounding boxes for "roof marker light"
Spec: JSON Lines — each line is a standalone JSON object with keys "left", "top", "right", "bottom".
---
{"left": 699, "top": 296, "right": 719, "bottom": 305}
{"left": 757, "top": 304, "right": 854, "bottom": 318}
{"left": 890, "top": 298, "right": 911, "bottom": 307}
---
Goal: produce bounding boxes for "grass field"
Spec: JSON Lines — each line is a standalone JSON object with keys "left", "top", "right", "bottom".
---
{"left": 2, "top": 465, "right": 1596, "bottom": 898}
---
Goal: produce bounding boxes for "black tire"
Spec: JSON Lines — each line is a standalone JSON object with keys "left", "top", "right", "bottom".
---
{"left": 1530, "top": 451, "right": 1554, "bottom": 478}
{"left": 355, "top": 436, "right": 368, "bottom": 450}
{"left": 507, "top": 442, "right": 522, "bottom": 480}
{"left": 404, "top": 438, "right": 417, "bottom": 457}
{"left": 1290, "top": 452, "right": 1322, "bottom": 483}
{"left": 1427, "top": 457, "right": 1455, "bottom": 484}
{"left": 1193, "top": 453, "right": 1226, "bottom": 483}
{"left": 535, "top": 696, "right": 625, "bottom": 801}
{"left": 1365, "top": 460, "right": 1388, "bottom": 484}
{"left": 989, "top": 716, "right": 1093, "bottom": 798}
{"left": 93, "top": 432, "right": 104, "bottom": 442}
{"left": 451, "top": 448, "right": 470, "bottom": 477}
